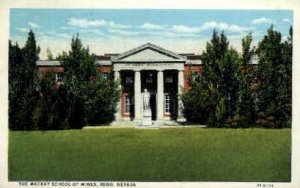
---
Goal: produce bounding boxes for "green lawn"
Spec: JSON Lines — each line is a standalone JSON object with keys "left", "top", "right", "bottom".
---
{"left": 9, "top": 128, "right": 291, "bottom": 182}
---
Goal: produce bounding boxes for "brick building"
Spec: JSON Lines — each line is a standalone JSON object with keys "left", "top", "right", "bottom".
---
{"left": 36, "top": 43, "right": 208, "bottom": 124}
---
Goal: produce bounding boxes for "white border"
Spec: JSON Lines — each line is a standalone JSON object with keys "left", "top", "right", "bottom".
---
{"left": 1, "top": 1, "right": 299, "bottom": 188}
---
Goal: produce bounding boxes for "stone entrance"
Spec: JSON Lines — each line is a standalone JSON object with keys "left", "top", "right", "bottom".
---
{"left": 112, "top": 43, "right": 186, "bottom": 124}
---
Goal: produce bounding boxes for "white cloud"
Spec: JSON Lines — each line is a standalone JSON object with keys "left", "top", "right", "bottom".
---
{"left": 109, "top": 29, "right": 140, "bottom": 36}
{"left": 227, "top": 24, "right": 254, "bottom": 33}
{"left": 68, "top": 18, "right": 106, "bottom": 28}
{"left": 79, "top": 29, "right": 104, "bottom": 35}
{"left": 60, "top": 26, "right": 75, "bottom": 30}
{"left": 139, "top": 22, "right": 165, "bottom": 30}
{"left": 107, "top": 21, "right": 131, "bottom": 29}
{"left": 200, "top": 21, "right": 253, "bottom": 33}
{"left": 282, "top": 18, "right": 291, "bottom": 23}
{"left": 28, "top": 22, "right": 40, "bottom": 28}
{"left": 200, "top": 21, "right": 218, "bottom": 30}
{"left": 17, "top": 28, "right": 29, "bottom": 33}
{"left": 168, "top": 21, "right": 253, "bottom": 35}
{"left": 172, "top": 25, "right": 200, "bottom": 33}
{"left": 251, "top": 17, "right": 274, "bottom": 25}
{"left": 67, "top": 18, "right": 131, "bottom": 29}
{"left": 56, "top": 33, "right": 72, "bottom": 38}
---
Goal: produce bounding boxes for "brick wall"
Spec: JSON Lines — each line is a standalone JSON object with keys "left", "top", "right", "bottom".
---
{"left": 96, "top": 65, "right": 112, "bottom": 73}
{"left": 38, "top": 66, "right": 64, "bottom": 77}
{"left": 183, "top": 65, "right": 203, "bottom": 90}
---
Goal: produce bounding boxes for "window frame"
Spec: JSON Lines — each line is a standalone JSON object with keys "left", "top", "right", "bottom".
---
{"left": 125, "top": 95, "right": 131, "bottom": 114}
{"left": 125, "top": 76, "right": 133, "bottom": 84}
{"left": 165, "top": 76, "right": 173, "bottom": 83}
{"left": 55, "top": 73, "right": 63, "bottom": 83}
{"left": 164, "top": 94, "right": 171, "bottom": 114}
{"left": 101, "top": 72, "right": 108, "bottom": 79}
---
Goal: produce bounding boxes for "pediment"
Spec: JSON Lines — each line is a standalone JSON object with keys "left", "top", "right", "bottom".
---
{"left": 112, "top": 43, "right": 186, "bottom": 62}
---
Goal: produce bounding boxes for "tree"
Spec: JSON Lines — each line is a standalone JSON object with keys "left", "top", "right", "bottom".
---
{"left": 9, "top": 41, "right": 24, "bottom": 130}
{"left": 61, "top": 35, "right": 120, "bottom": 128}
{"left": 182, "top": 30, "right": 240, "bottom": 127}
{"left": 33, "top": 71, "right": 69, "bottom": 130}
{"left": 241, "top": 33, "right": 255, "bottom": 65}
{"left": 280, "top": 26, "right": 292, "bottom": 125}
{"left": 233, "top": 33, "right": 257, "bottom": 127}
{"left": 85, "top": 73, "right": 120, "bottom": 124}
{"left": 255, "top": 26, "right": 292, "bottom": 128}
{"left": 9, "top": 30, "right": 40, "bottom": 130}
{"left": 60, "top": 35, "right": 94, "bottom": 128}
{"left": 46, "top": 47, "right": 53, "bottom": 60}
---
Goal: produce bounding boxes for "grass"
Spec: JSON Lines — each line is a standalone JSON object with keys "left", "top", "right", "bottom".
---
{"left": 9, "top": 128, "right": 291, "bottom": 182}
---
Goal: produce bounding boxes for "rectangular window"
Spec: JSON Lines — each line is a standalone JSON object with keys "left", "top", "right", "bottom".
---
{"left": 101, "top": 72, "right": 108, "bottom": 79}
{"left": 125, "top": 77, "right": 133, "bottom": 84}
{"left": 125, "top": 95, "right": 131, "bottom": 113}
{"left": 165, "top": 76, "right": 173, "bottom": 83}
{"left": 55, "top": 73, "right": 63, "bottom": 83}
{"left": 192, "top": 71, "right": 199, "bottom": 78}
{"left": 146, "top": 77, "right": 153, "bottom": 84}
{"left": 164, "top": 94, "right": 171, "bottom": 113}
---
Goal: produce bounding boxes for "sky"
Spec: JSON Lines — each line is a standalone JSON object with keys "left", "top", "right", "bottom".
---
{"left": 10, "top": 9, "right": 293, "bottom": 60}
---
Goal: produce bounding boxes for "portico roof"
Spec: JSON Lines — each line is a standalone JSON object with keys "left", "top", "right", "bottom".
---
{"left": 111, "top": 43, "right": 187, "bottom": 62}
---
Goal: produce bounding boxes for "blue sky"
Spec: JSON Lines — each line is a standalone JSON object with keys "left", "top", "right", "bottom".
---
{"left": 10, "top": 9, "right": 293, "bottom": 59}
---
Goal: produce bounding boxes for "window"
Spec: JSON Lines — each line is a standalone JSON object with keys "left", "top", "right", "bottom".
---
{"left": 55, "top": 73, "right": 63, "bottom": 83}
{"left": 146, "top": 77, "right": 153, "bottom": 84}
{"left": 191, "top": 71, "right": 201, "bottom": 80}
{"left": 165, "top": 76, "right": 173, "bottom": 83}
{"left": 125, "top": 77, "right": 133, "bottom": 84}
{"left": 38, "top": 72, "right": 43, "bottom": 79}
{"left": 101, "top": 72, "right": 108, "bottom": 79}
{"left": 164, "top": 94, "right": 171, "bottom": 113}
{"left": 125, "top": 95, "right": 131, "bottom": 113}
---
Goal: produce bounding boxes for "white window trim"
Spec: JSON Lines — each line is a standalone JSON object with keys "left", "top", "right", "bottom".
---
{"left": 101, "top": 72, "right": 108, "bottom": 79}
{"left": 164, "top": 94, "right": 171, "bottom": 114}
{"left": 125, "top": 95, "right": 131, "bottom": 114}
{"left": 55, "top": 73, "right": 63, "bottom": 83}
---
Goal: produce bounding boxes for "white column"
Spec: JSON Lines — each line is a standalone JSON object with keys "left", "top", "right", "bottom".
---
{"left": 134, "top": 71, "right": 141, "bottom": 120}
{"left": 114, "top": 71, "right": 121, "bottom": 121}
{"left": 177, "top": 70, "right": 186, "bottom": 122}
{"left": 157, "top": 70, "right": 164, "bottom": 120}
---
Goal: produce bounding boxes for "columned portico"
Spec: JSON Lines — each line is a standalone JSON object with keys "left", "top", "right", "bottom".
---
{"left": 134, "top": 71, "right": 142, "bottom": 120}
{"left": 114, "top": 71, "right": 121, "bottom": 121}
{"left": 112, "top": 43, "right": 188, "bottom": 124}
{"left": 177, "top": 70, "right": 186, "bottom": 122}
{"left": 37, "top": 42, "right": 204, "bottom": 125}
{"left": 157, "top": 71, "right": 164, "bottom": 120}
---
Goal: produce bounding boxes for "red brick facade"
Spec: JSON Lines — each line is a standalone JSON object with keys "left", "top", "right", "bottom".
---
{"left": 37, "top": 63, "right": 202, "bottom": 119}
{"left": 37, "top": 47, "right": 203, "bottom": 120}
{"left": 183, "top": 65, "right": 203, "bottom": 90}
{"left": 38, "top": 66, "right": 64, "bottom": 76}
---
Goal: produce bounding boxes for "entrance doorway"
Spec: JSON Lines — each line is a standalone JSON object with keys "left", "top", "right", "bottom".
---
{"left": 150, "top": 93, "right": 157, "bottom": 120}
{"left": 141, "top": 70, "right": 157, "bottom": 121}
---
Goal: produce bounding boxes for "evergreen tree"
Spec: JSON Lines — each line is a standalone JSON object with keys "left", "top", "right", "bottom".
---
{"left": 234, "top": 33, "right": 257, "bottom": 127}
{"left": 182, "top": 30, "right": 240, "bottom": 127}
{"left": 281, "top": 26, "right": 292, "bottom": 124}
{"left": 9, "top": 30, "right": 40, "bottom": 130}
{"left": 61, "top": 35, "right": 120, "bottom": 128}
{"left": 34, "top": 71, "right": 69, "bottom": 130}
{"left": 9, "top": 41, "right": 24, "bottom": 130}
{"left": 85, "top": 73, "right": 120, "bottom": 124}
{"left": 46, "top": 47, "right": 53, "bottom": 60}
{"left": 60, "top": 35, "right": 94, "bottom": 128}
{"left": 255, "top": 26, "right": 292, "bottom": 128}
{"left": 241, "top": 33, "right": 254, "bottom": 65}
